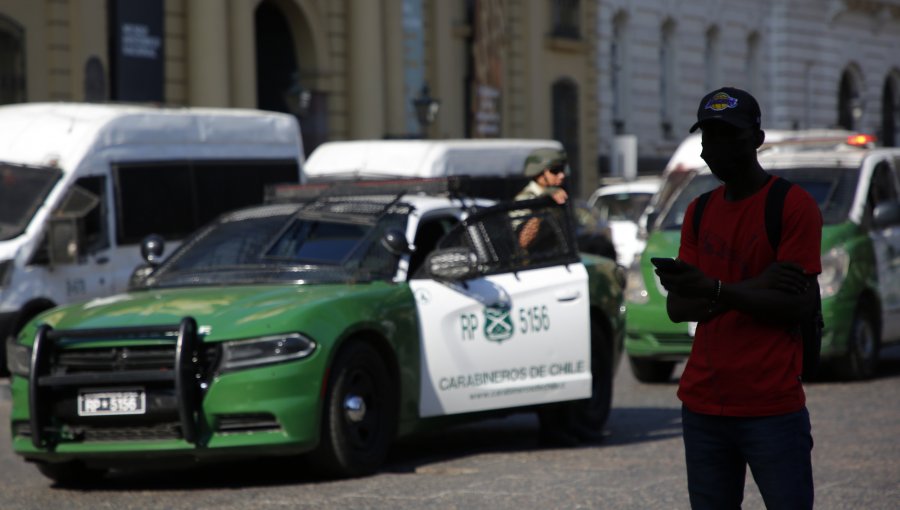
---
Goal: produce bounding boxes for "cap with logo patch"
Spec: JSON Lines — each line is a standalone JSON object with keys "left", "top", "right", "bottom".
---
{"left": 689, "top": 87, "right": 761, "bottom": 133}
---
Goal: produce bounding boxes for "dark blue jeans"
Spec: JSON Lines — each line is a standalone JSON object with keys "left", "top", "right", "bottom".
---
{"left": 681, "top": 406, "right": 814, "bottom": 510}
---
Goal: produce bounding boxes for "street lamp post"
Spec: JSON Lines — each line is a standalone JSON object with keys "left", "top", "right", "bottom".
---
{"left": 283, "top": 71, "right": 312, "bottom": 118}
{"left": 412, "top": 83, "right": 440, "bottom": 138}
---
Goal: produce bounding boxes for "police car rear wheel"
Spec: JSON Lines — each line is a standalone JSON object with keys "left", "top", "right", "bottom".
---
{"left": 836, "top": 310, "right": 879, "bottom": 380}
{"left": 628, "top": 357, "right": 676, "bottom": 383}
{"left": 312, "top": 341, "right": 396, "bottom": 477}
{"left": 570, "top": 319, "right": 613, "bottom": 439}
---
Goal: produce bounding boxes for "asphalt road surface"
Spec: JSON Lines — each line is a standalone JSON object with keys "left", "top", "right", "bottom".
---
{"left": 2, "top": 346, "right": 899, "bottom": 509}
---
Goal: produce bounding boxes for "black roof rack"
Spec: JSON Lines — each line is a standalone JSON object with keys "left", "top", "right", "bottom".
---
{"left": 265, "top": 175, "right": 530, "bottom": 204}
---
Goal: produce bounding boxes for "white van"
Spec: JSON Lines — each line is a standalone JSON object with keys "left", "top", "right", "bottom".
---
{"left": 0, "top": 102, "right": 304, "bottom": 371}
{"left": 304, "top": 138, "right": 565, "bottom": 180}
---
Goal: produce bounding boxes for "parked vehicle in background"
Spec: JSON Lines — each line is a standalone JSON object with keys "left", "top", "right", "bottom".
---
{"left": 0, "top": 103, "right": 304, "bottom": 375}
{"left": 588, "top": 178, "right": 661, "bottom": 266}
{"left": 625, "top": 131, "right": 900, "bottom": 382}
{"left": 305, "top": 138, "right": 617, "bottom": 259}
{"left": 6, "top": 178, "right": 625, "bottom": 482}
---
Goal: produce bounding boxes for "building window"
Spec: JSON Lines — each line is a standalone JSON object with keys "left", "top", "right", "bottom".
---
{"left": 552, "top": 79, "right": 580, "bottom": 196}
{"left": 746, "top": 31, "right": 761, "bottom": 94}
{"left": 0, "top": 15, "right": 26, "bottom": 104}
{"left": 881, "top": 73, "right": 899, "bottom": 147}
{"left": 704, "top": 25, "right": 720, "bottom": 91}
{"left": 838, "top": 67, "right": 863, "bottom": 130}
{"left": 611, "top": 11, "right": 629, "bottom": 134}
{"left": 550, "top": 0, "right": 580, "bottom": 39}
{"left": 660, "top": 19, "right": 676, "bottom": 138}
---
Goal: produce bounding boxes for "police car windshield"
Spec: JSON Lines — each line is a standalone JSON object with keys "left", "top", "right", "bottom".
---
{"left": 659, "top": 168, "right": 857, "bottom": 231}
{"left": 0, "top": 163, "right": 62, "bottom": 241}
{"left": 146, "top": 207, "right": 403, "bottom": 287}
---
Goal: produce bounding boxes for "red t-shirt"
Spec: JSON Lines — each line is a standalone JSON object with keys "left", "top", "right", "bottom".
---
{"left": 677, "top": 176, "right": 823, "bottom": 416}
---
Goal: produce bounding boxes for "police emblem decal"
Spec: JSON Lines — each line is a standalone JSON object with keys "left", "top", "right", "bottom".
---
{"left": 704, "top": 92, "right": 739, "bottom": 111}
{"left": 483, "top": 305, "right": 514, "bottom": 343}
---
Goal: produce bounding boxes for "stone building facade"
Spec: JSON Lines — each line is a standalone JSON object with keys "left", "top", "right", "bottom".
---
{"left": 0, "top": 0, "right": 601, "bottom": 196}
{"left": 3, "top": 1, "right": 899, "bottom": 194}
{"left": 597, "top": 0, "right": 900, "bottom": 175}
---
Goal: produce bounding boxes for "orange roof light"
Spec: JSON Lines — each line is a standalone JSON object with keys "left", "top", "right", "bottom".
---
{"left": 847, "top": 134, "right": 876, "bottom": 146}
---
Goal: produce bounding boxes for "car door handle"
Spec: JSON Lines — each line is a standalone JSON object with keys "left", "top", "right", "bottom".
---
{"left": 95, "top": 256, "right": 109, "bottom": 265}
{"left": 555, "top": 290, "right": 581, "bottom": 302}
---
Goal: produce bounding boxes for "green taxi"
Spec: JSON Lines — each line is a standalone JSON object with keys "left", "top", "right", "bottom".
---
{"left": 625, "top": 134, "right": 900, "bottom": 382}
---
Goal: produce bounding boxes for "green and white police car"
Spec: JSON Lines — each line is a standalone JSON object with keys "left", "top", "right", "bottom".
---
{"left": 625, "top": 133, "right": 900, "bottom": 382}
{"left": 7, "top": 180, "right": 625, "bottom": 482}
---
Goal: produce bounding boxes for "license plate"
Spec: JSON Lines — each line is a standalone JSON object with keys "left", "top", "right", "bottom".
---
{"left": 78, "top": 388, "right": 146, "bottom": 416}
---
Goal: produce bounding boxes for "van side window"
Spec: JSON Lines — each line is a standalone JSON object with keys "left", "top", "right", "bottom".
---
{"left": 73, "top": 176, "right": 109, "bottom": 251}
{"left": 115, "top": 161, "right": 299, "bottom": 244}
{"left": 865, "top": 162, "right": 900, "bottom": 225}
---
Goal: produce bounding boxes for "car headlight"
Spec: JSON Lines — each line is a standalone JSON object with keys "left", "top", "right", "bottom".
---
{"left": 7, "top": 341, "right": 32, "bottom": 377}
{"left": 220, "top": 333, "right": 316, "bottom": 371}
{"left": 624, "top": 256, "right": 650, "bottom": 304}
{"left": 819, "top": 246, "right": 849, "bottom": 298}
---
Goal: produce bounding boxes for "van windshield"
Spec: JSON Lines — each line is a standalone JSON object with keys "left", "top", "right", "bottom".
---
{"left": 658, "top": 167, "right": 858, "bottom": 231}
{"left": 0, "top": 164, "right": 63, "bottom": 241}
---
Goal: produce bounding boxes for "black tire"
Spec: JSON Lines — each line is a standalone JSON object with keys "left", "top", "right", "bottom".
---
{"left": 310, "top": 341, "right": 397, "bottom": 478}
{"left": 629, "top": 356, "right": 676, "bottom": 383}
{"left": 835, "top": 309, "right": 880, "bottom": 380}
{"left": 36, "top": 462, "right": 106, "bottom": 486}
{"left": 569, "top": 319, "right": 614, "bottom": 439}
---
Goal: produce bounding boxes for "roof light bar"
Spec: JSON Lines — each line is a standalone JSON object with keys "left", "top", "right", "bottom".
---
{"left": 846, "top": 134, "right": 876, "bottom": 146}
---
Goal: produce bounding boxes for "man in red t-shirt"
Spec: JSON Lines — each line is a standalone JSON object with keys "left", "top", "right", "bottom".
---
{"left": 654, "top": 87, "right": 821, "bottom": 510}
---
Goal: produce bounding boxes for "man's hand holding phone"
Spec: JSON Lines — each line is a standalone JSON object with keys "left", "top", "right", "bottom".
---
{"left": 651, "top": 257, "right": 716, "bottom": 299}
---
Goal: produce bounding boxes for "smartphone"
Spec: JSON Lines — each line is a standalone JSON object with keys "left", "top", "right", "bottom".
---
{"left": 650, "top": 257, "right": 681, "bottom": 272}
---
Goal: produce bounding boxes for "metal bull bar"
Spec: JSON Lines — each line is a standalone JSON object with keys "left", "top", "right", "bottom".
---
{"left": 28, "top": 317, "right": 200, "bottom": 449}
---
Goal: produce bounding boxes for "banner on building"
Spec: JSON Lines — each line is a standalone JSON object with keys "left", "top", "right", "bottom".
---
{"left": 471, "top": 0, "right": 505, "bottom": 138}
{"left": 109, "top": 0, "right": 164, "bottom": 102}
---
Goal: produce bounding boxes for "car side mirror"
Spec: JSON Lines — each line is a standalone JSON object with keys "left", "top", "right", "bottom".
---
{"left": 129, "top": 235, "right": 166, "bottom": 290}
{"left": 873, "top": 201, "right": 900, "bottom": 228}
{"left": 381, "top": 228, "right": 413, "bottom": 256}
{"left": 645, "top": 210, "right": 659, "bottom": 234}
{"left": 425, "top": 247, "right": 479, "bottom": 281}
{"left": 47, "top": 217, "right": 83, "bottom": 265}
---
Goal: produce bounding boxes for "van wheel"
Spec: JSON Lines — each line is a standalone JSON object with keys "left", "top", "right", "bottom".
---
{"left": 310, "top": 341, "right": 396, "bottom": 478}
{"left": 36, "top": 462, "right": 106, "bottom": 486}
{"left": 835, "top": 310, "right": 879, "bottom": 380}
{"left": 569, "top": 319, "right": 613, "bottom": 439}
{"left": 628, "top": 357, "right": 675, "bottom": 383}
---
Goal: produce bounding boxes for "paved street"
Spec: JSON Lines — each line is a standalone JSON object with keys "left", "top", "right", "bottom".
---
{"left": 2, "top": 345, "right": 899, "bottom": 510}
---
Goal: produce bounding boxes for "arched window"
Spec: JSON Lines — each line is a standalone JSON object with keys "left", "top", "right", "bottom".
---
{"left": 704, "top": 25, "right": 720, "bottom": 91}
{"left": 660, "top": 19, "right": 676, "bottom": 138}
{"left": 881, "top": 73, "right": 900, "bottom": 147}
{"left": 611, "top": 11, "right": 629, "bottom": 134}
{"left": 552, "top": 79, "right": 580, "bottom": 195}
{"left": 838, "top": 67, "right": 863, "bottom": 130}
{"left": 746, "top": 31, "right": 761, "bottom": 94}
{"left": 0, "top": 15, "right": 26, "bottom": 104}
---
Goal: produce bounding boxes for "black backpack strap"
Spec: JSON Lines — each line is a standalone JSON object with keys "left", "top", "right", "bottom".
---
{"left": 765, "top": 177, "right": 793, "bottom": 255}
{"left": 692, "top": 190, "right": 713, "bottom": 240}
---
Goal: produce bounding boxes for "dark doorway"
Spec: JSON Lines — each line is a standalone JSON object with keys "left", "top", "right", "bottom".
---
{"left": 255, "top": 2, "right": 297, "bottom": 114}
{"left": 0, "top": 15, "right": 26, "bottom": 104}
{"left": 553, "top": 79, "right": 580, "bottom": 197}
